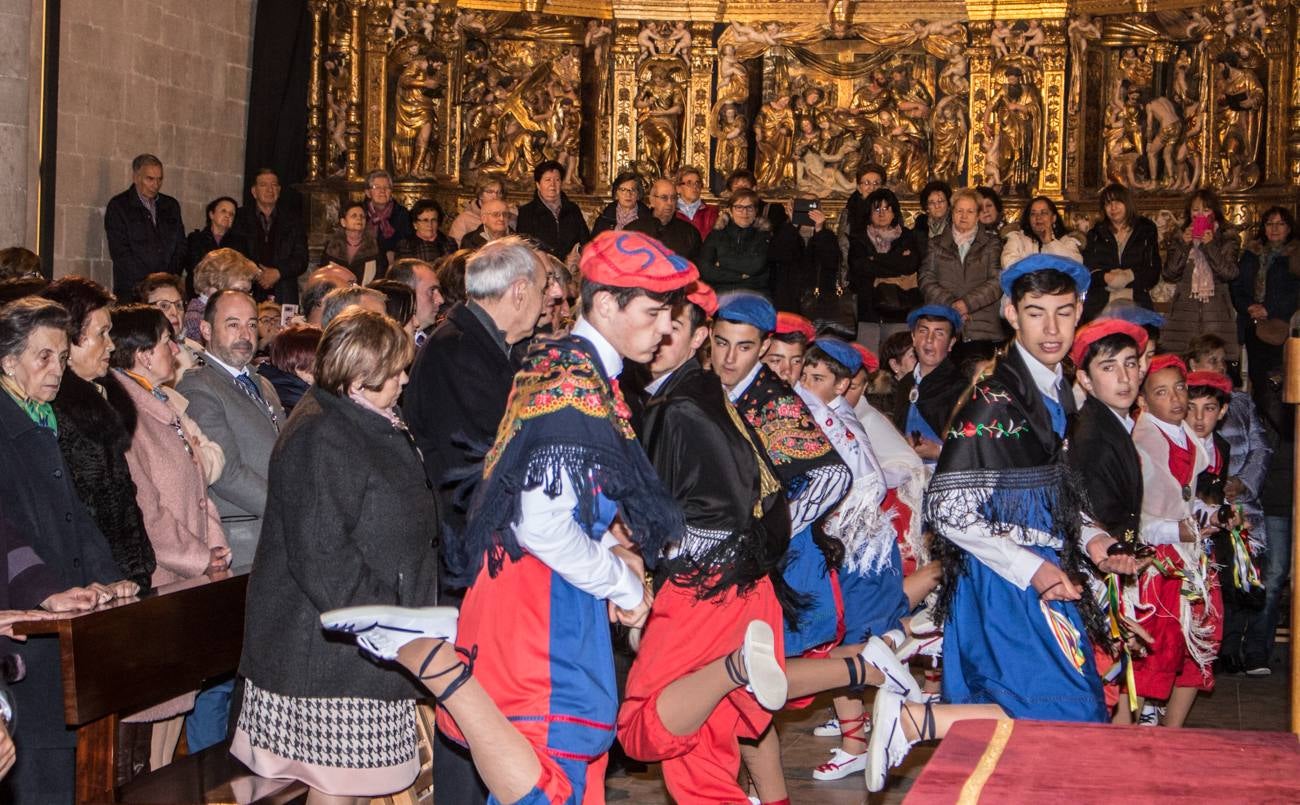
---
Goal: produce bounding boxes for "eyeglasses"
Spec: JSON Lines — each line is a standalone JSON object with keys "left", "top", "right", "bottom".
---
{"left": 732, "top": 204, "right": 756, "bottom": 212}
{"left": 152, "top": 300, "right": 183, "bottom": 312}
{"left": 258, "top": 316, "right": 279, "bottom": 326}
{"left": 651, "top": 194, "right": 676, "bottom": 202}
{"left": 415, "top": 216, "right": 438, "bottom": 225}
{"left": 678, "top": 178, "right": 702, "bottom": 187}
{"left": 616, "top": 186, "right": 638, "bottom": 194}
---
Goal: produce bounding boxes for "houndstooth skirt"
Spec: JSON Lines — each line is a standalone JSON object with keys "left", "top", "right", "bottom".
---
{"left": 230, "top": 680, "right": 419, "bottom": 796}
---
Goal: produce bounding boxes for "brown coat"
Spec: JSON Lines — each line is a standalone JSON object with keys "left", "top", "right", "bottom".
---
{"left": 919, "top": 226, "right": 1006, "bottom": 342}
{"left": 1161, "top": 227, "right": 1241, "bottom": 359}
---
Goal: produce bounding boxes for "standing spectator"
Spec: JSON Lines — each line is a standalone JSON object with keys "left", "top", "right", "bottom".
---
{"left": 104, "top": 154, "right": 185, "bottom": 300}
{"left": 838, "top": 164, "right": 886, "bottom": 241}
{"left": 448, "top": 177, "right": 514, "bottom": 245}
{"left": 111, "top": 304, "right": 232, "bottom": 760}
{"left": 459, "top": 198, "right": 514, "bottom": 251}
{"left": 320, "top": 202, "right": 383, "bottom": 284}
{"left": 768, "top": 201, "right": 839, "bottom": 314}
{"left": 1081, "top": 183, "right": 1162, "bottom": 321}
{"left": 591, "top": 172, "right": 650, "bottom": 237}
{"left": 515, "top": 160, "right": 590, "bottom": 261}
{"left": 1234, "top": 206, "right": 1300, "bottom": 397}
{"left": 40, "top": 278, "right": 155, "bottom": 591}
{"left": 0, "top": 247, "right": 40, "bottom": 281}
{"left": 364, "top": 169, "right": 413, "bottom": 273}
{"left": 402, "top": 237, "right": 560, "bottom": 803}
{"left": 975, "top": 186, "right": 1006, "bottom": 238}
{"left": 625, "top": 178, "right": 701, "bottom": 261}
{"left": 396, "top": 200, "right": 457, "bottom": 263}
{"left": 920, "top": 188, "right": 1006, "bottom": 368}
{"left": 177, "top": 290, "right": 284, "bottom": 567}
{"left": 674, "top": 166, "right": 718, "bottom": 241}
{"left": 911, "top": 180, "right": 952, "bottom": 264}
{"left": 1161, "top": 188, "right": 1241, "bottom": 359}
{"left": 697, "top": 189, "right": 771, "bottom": 295}
{"left": 0, "top": 297, "right": 135, "bottom": 804}
{"left": 231, "top": 309, "right": 438, "bottom": 803}
{"left": 723, "top": 169, "right": 788, "bottom": 230}
{"left": 183, "top": 197, "right": 250, "bottom": 296}
{"left": 233, "top": 168, "right": 308, "bottom": 305}
{"left": 434, "top": 250, "right": 471, "bottom": 324}
{"left": 1001, "top": 195, "right": 1084, "bottom": 267}
{"left": 386, "top": 258, "right": 445, "bottom": 345}
{"left": 256, "top": 300, "right": 282, "bottom": 352}
{"left": 183, "top": 248, "right": 259, "bottom": 342}
{"left": 847, "top": 188, "right": 922, "bottom": 352}
{"left": 257, "top": 324, "right": 322, "bottom": 415}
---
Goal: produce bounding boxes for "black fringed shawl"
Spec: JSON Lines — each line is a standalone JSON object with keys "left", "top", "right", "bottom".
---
{"left": 925, "top": 346, "right": 1108, "bottom": 644}
{"left": 447, "top": 335, "right": 684, "bottom": 587}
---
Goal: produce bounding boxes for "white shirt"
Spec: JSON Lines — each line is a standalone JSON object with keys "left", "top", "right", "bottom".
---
{"left": 726, "top": 361, "right": 763, "bottom": 403}
{"left": 204, "top": 350, "right": 252, "bottom": 381}
{"left": 677, "top": 198, "right": 703, "bottom": 219}
{"left": 1142, "top": 416, "right": 1196, "bottom": 546}
{"left": 645, "top": 369, "right": 674, "bottom": 397}
{"left": 1149, "top": 414, "right": 1188, "bottom": 449}
{"left": 510, "top": 316, "right": 643, "bottom": 610}
{"left": 1013, "top": 341, "right": 1062, "bottom": 403}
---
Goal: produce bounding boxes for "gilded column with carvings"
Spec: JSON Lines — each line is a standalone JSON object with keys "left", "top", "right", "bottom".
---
{"left": 1262, "top": 4, "right": 1289, "bottom": 185}
{"left": 966, "top": 21, "right": 994, "bottom": 189}
{"left": 361, "top": 2, "right": 391, "bottom": 176}
{"left": 611, "top": 21, "right": 639, "bottom": 175}
{"left": 685, "top": 22, "right": 716, "bottom": 175}
{"left": 344, "top": 0, "right": 365, "bottom": 180}
{"left": 1036, "top": 20, "right": 1068, "bottom": 197}
{"left": 1291, "top": 1, "right": 1300, "bottom": 183}
{"left": 305, "top": 0, "right": 328, "bottom": 181}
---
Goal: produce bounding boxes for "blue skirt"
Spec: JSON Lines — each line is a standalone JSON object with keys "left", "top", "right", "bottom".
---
{"left": 782, "top": 525, "right": 840, "bottom": 656}
{"left": 942, "top": 546, "right": 1107, "bottom": 722}
{"left": 839, "top": 541, "right": 910, "bottom": 644}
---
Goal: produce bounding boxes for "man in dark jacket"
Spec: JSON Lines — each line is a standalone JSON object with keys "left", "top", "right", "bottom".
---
{"left": 233, "top": 169, "right": 309, "bottom": 305}
{"left": 514, "top": 160, "right": 590, "bottom": 260}
{"left": 625, "top": 178, "right": 701, "bottom": 261}
{"left": 697, "top": 189, "right": 771, "bottom": 295}
{"left": 403, "top": 235, "right": 561, "bottom": 805}
{"left": 104, "top": 154, "right": 185, "bottom": 301}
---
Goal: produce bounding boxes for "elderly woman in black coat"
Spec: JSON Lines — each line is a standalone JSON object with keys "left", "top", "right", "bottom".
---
{"left": 41, "top": 277, "right": 156, "bottom": 590}
{"left": 0, "top": 296, "right": 136, "bottom": 804}
{"left": 232, "top": 308, "right": 439, "bottom": 801}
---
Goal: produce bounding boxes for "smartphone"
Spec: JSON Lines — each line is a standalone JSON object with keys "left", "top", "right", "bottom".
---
{"left": 1189, "top": 211, "right": 1214, "bottom": 239}
{"left": 279, "top": 304, "right": 299, "bottom": 326}
{"left": 792, "top": 198, "right": 820, "bottom": 228}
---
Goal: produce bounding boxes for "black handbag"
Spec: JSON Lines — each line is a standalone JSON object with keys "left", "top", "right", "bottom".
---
{"left": 801, "top": 261, "right": 858, "bottom": 332}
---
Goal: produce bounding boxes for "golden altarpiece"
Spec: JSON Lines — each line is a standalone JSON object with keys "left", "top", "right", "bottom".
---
{"left": 299, "top": 0, "right": 1300, "bottom": 247}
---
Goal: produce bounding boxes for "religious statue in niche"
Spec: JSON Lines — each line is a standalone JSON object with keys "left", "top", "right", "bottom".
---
{"left": 1215, "top": 50, "right": 1265, "bottom": 189}
{"left": 323, "top": 25, "right": 352, "bottom": 178}
{"left": 711, "top": 44, "right": 751, "bottom": 179}
{"left": 389, "top": 37, "right": 445, "bottom": 178}
{"left": 983, "top": 57, "right": 1042, "bottom": 195}
{"left": 1067, "top": 13, "right": 1101, "bottom": 114}
{"left": 635, "top": 59, "right": 686, "bottom": 179}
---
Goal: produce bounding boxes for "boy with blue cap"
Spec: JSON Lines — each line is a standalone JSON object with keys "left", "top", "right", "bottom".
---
{"left": 866, "top": 253, "right": 1113, "bottom": 792}
{"left": 892, "top": 303, "right": 968, "bottom": 465}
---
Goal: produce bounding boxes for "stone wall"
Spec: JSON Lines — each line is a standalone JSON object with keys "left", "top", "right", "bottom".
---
{"left": 54, "top": 0, "right": 254, "bottom": 283}
{"left": 0, "top": 0, "right": 39, "bottom": 251}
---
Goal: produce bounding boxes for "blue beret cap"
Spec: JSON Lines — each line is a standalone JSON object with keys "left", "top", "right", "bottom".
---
{"left": 1102, "top": 302, "right": 1166, "bottom": 330}
{"left": 715, "top": 291, "right": 776, "bottom": 333}
{"left": 906, "top": 304, "right": 963, "bottom": 333}
{"left": 812, "top": 337, "right": 862, "bottom": 375}
{"left": 999, "top": 253, "right": 1092, "bottom": 298}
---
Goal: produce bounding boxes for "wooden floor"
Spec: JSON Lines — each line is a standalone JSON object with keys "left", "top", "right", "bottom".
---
{"left": 603, "top": 654, "right": 1291, "bottom": 804}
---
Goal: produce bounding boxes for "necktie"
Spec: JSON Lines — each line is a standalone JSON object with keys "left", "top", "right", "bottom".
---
{"left": 235, "top": 373, "right": 265, "bottom": 403}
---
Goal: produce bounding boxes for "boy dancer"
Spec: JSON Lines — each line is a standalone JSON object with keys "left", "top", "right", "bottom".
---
{"left": 892, "top": 304, "right": 967, "bottom": 465}
{"left": 764, "top": 311, "right": 815, "bottom": 385}
{"left": 868, "top": 254, "right": 1111, "bottom": 792}
{"left": 1130, "top": 355, "right": 1221, "bottom": 728}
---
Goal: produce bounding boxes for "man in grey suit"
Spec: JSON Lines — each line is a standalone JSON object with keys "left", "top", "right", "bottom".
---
{"left": 177, "top": 289, "right": 283, "bottom": 568}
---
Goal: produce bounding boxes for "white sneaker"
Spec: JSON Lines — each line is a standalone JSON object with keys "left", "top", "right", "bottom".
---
{"left": 813, "top": 747, "right": 867, "bottom": 780}
{"left": 895, "top": 608, "right": 943, "bottom": 662}
{"left": 861, "top": 636, "right": 926, "bottom": 702}
{"left": 1245, "top": 666, "right": 1272, "bottom": 677}
{"left": 741, "top": 620, "right": 788, "bottom": 711}
{"left": 812, "top": 716, "right": 842, "bottom": 737}
{"left": 866, "top": 688, "right": 915, "bottom": 793}
{"left": 320, "top": 605, "right": 459, "bottom": 661}
{"left": 1138, "top": 702, "right": 1160, "bottom": 726}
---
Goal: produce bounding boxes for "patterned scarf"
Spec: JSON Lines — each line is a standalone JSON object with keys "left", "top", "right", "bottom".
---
{"left": 348, "top": 388, "right": 407, "bottom": 431}
{"left": 866, "top": 223, "right": 902, "bottom": 254}
{"left": 1, "top": 373, "right": 57, "bottom": 433}
{"left": 615, "top": 205, "right": 639, "bottom": 230}
{"left": 952, "top": 225, "right": 978, "bottom": 261}
{"left": 1189, "top": 229, "right": 1217, "bottom": 303}
{"left": 367, "top": 200, "right": 396, "bottom": 240}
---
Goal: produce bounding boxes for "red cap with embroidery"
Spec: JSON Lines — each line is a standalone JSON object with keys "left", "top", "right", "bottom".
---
{"left": 686, "top": 281, "right": 718, "bottom": 317}
{"left": 579, "top": 231, "right": 699, "bottom": 291}
{"left": 775, "top": 312, "right": 815, "bottom": 342}
{"left": 1147, "top": 353, "right": 1187, "bottom": 378}
{"left": 1186, "top": 370, "right": 1233, "bottom": 396}
{"left": 1069, "top": 318, "right": 1149, "bottom": 367}
{"left": 852, "top": 343, "right": 880, "bottom": 374}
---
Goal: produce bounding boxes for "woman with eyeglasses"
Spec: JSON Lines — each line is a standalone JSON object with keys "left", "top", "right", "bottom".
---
{"left": 911, "top": 180, "right": 952, "bottom": 264}
{"left": 1235, "top": 206, "right": 1300, "bottom": 395}
{"left": 591, "top": 172, "right": 650, "bottom": 237}
{"left": 395, "top": 199, "right": 457, "bottom": 263}
{"left": 697, "top": 189, "right": 772, "bottom": 295}
{"left": 847, "top": 188, "right": 921, "bottom": 353}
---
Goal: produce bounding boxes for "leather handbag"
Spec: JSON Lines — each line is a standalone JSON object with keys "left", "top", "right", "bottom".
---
{"left": 1255, "top": 318, "right": 1289, "bottom": 346}
{"left": 801, "top": 262, "right": 857, "bottom": 331}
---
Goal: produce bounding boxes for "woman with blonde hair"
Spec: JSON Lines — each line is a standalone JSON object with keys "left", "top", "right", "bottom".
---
{"left": 232, "top": 308, "right": 439, "bottom": 802}
{"left": 184, "top": 247, "right": 260, "bottom": 341}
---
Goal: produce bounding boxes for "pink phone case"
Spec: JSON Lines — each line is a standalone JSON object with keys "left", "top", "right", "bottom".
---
{"left": 1190, "top": 213, "right": 1213, "bottom": 239}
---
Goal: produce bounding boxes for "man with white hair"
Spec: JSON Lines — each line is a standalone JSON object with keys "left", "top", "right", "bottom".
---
{"left": 403, "top": 235, "right": 561, "bottom": 802}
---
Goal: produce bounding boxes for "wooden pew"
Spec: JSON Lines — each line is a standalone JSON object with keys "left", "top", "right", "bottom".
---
{"left": 15, "top": 570, "right": 307, "bottom": 805}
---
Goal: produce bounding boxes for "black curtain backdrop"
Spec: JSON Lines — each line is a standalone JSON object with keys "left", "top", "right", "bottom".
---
{"left": 242, "top": 0, "right": 312, "bottom": 216}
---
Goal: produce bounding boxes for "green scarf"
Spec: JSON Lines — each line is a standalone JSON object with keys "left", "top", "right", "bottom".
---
{"left": 2, "top": 374, "right": 57, "bottom": 434}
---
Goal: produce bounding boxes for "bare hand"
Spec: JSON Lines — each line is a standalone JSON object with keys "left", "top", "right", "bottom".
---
{"left": 1200, "top": 230, "right": 1214, "bottom": 245}
{"left": 808, "top": 208, "right": 827, "bottom": 231}
{"left": 0, "top": 721, "right": 13, "bottom": 780}
{"left": 1247, "top": 304, "right": 1268, "bottom": 321}
{"left": 258, "top": 267, "right": 282, "bottom": 289}
{"left": 951, "top": 299, "right": 969, "bottom": 317}
{"left": 105, "top": 580, "right": 140, "bottom": 600}
{"left": 912, "top": 437, "right": 943, "bottom": 461}
{"left": 0, "top": 609, "right": 57, "bottom": 640}
{"left": 610, "top": 587, "right": 653, "bottom": 629}
{"left": 41, "top": 586, "right": 103, "bottom": 612}
{"left": 1179, "top": 519, "right": 1212, "bottom": 543}
{"left": 1103, "top": 269, "right": 1128, "bottom": 287}
{"left": 1030, "top": 561, "right": 1081, "bottom": 601}
{"left": 207, "top": 546, "right": 232, "bottom": 575}
{"left": 1182, "top": 228, "right": 1195, "bottom": 243}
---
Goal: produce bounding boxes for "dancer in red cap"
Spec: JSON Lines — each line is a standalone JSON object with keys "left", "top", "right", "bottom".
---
{"left": 764, "top": 312, "right": 815, "bottom": 385}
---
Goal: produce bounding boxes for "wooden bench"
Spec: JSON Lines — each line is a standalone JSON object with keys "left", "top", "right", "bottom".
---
{"left": 15, "top": 570, "right": 307, "bottom": 805}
